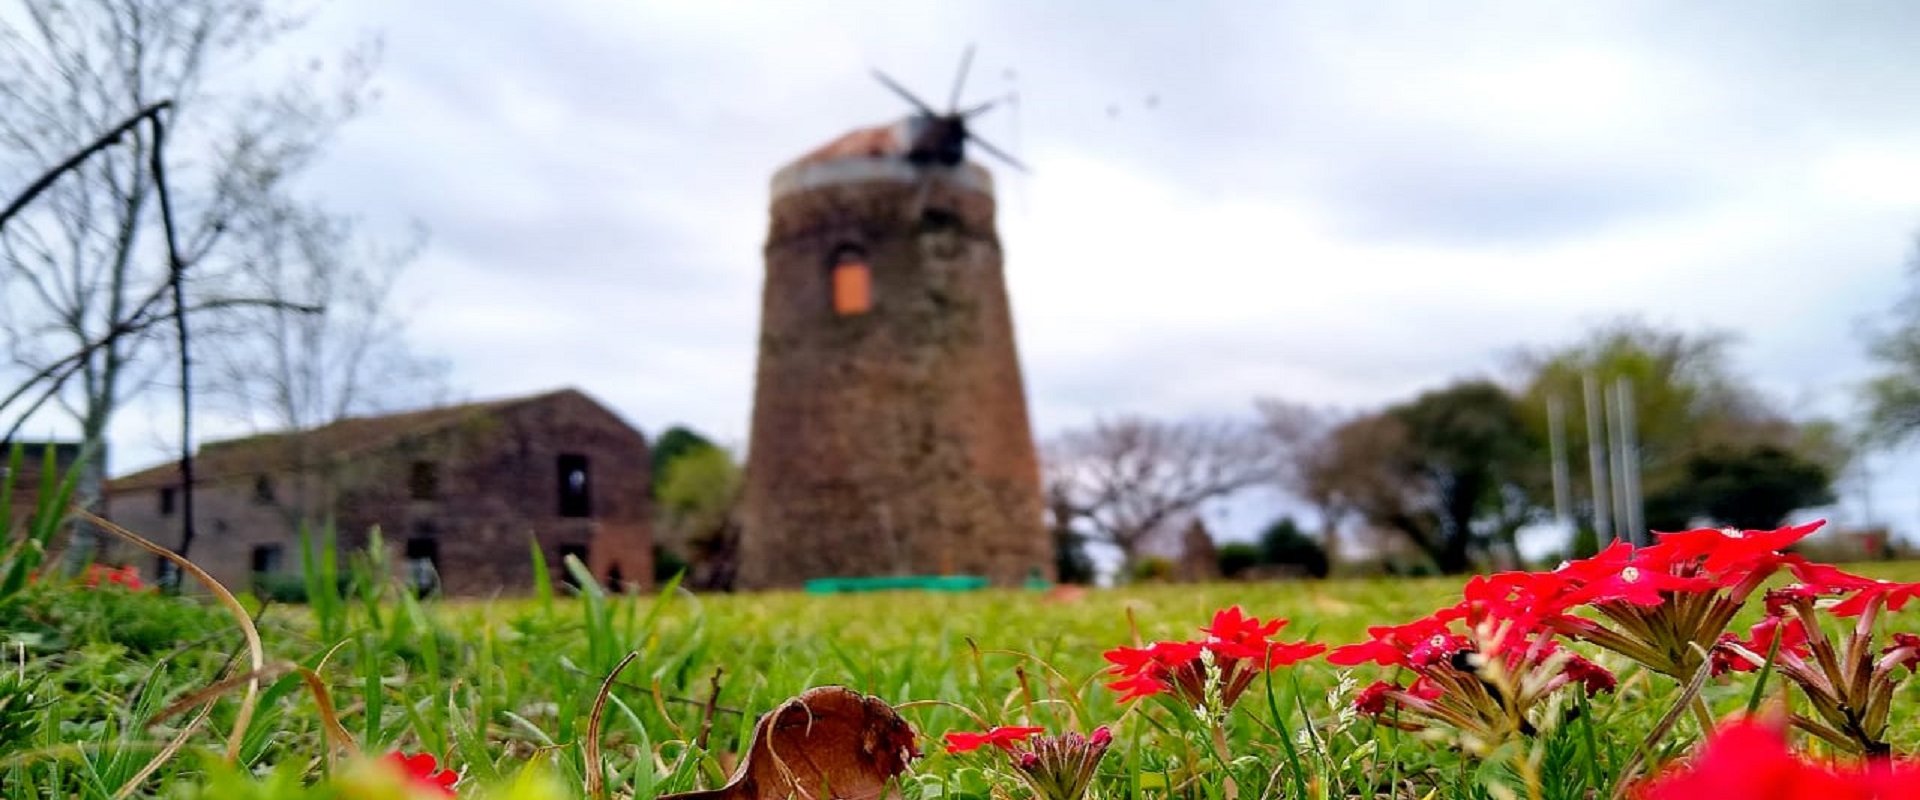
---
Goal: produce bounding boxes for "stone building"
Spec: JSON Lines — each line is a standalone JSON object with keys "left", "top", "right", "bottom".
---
{"left": 2, "top": 440, "right": 84, "bottom": 526}
{"left": 737, "top": 119, "right": 1050, "bottom": 588}
{"left": 107, "top": 388, "right": 652, "bottom": 596}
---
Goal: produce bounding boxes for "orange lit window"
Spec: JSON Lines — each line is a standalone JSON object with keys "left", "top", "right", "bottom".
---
{"left": 831, "top": 249, "right": 871, "bottom": 316}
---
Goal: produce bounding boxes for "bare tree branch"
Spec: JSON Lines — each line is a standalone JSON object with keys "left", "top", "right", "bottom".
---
{"left": 1043, "top": 415, "right": 1278, "bottom": 577}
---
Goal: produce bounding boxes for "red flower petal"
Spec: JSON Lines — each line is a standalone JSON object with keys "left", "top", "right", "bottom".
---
{"left": 943, "top": 726, "right": 1044, "bottom": 754}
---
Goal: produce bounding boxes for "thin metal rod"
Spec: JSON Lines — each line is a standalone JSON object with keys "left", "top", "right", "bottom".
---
{"left": 1616, "top": 377, "right": 1645, "bottom": 546}
{"left": 1547, "top": 395, "right": 1573, "bottom": 529}
{"left": 1583, "top": 374, "right": 1612, "bottom": 543}
{"left": 1608, "top": 378, "right": 1630, "bottom": 544}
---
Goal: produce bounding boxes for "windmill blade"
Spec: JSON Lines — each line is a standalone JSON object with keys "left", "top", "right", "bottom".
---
{"left": 965, "top": 132, "right": 1029, "bottom": 173}
{"left": 872, "top": 69, "right": 936, "bottom": 116}
{"left": 947, "top": 44, "right": 976, "bottom": 111}
{"left": 959, "top": 97, "right": 1002, "bottom": 118}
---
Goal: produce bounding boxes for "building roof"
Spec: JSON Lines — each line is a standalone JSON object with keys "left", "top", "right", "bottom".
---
{"left": 794, "top": 120, "right": 915, "bottom": 165}
{"left": 772, "top": 119, "right": 993, "bottom": 200}
{"left": 109, "top": 388, "right": 584, "bottom": 492}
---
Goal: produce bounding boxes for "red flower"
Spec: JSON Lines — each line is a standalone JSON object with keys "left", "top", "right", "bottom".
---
{"left": 1556, "top": 542, "right": 1710, "bottom": 607}
{"left": 1633, "top": 718, "right": 1854, "bottom": 800}
{"left": 1636, "top": 715, "right": 1920, "bottom": 799}
{"left": 1326, "top": 637, "right": 1409, "bottom": 668}
{"left": 1713, "top": 616, "right": 1812, "bottom": 677}
{"left": 1786, "top": 561, "right": 1880, "bottom": 592}
{"left": 1202, "top": 605, "right": 1282, "bottom": 646}
{"left": 1855, "top": 758, "right": 1920, "bottom": 800}
{"left": 1101, "top": 641, "right": 1200, "bottom": 701}
{"left": 1326, "top": 618, "right": 1450, "bottom": 668}
{"left": 1830, "top": 579, "right": 1920, "bottom": 617}
{"left": 1462, "top": 571, "right": 1572, "bottom": 620}
{"left": 1352, "top": 677, "right": 1444, "bottom": 717}
{"left": 1105, "top": 610, "right": 1321, "bottom": 711}
{"left": 1883, "top": 633, "right": 1920, "bottom": 673}
{"left": 384, "top": 752, "right": 458, "bottom": 797}
{"left": 1764, "top": 583, "right": 1835, "bottom": 617}
{"left": 80, "top": 564, "right": 146, "bottom": 591}
{"left": 1354, "top": 681, "right": 1397, "bottom": 715}
{"left": 1654, "top": 520, "right": 1824, "bottom": 574}
{"left": 997, "top": 727, "right": 1113, "bottom": 800}
{"left": 1562, "top": 654, "right": 1617, "bottom": 696}
{"left": 944, "top": 726, "right": 1045, "bottom": 754}
{"left": 1199, "top": 607, "right": 1326, "bottom": 666}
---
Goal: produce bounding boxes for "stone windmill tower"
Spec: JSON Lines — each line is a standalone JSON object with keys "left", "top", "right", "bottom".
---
{"left": 737, "top": 54, "right": 1050, "bottom": 589}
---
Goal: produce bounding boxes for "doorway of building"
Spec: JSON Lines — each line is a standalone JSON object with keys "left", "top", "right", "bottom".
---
{"left": 405, "top": 537, "right": 440, "bottom": 598}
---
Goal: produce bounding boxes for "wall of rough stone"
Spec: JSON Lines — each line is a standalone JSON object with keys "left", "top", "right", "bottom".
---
{"left": 738, "top": 165, "right": 1050, "bottom": 588}
{"left": 107, "top": 389, "right": 653, "bottom": 596}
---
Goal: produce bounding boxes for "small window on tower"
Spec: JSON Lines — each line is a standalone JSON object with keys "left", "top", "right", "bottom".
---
{"left": 409, "top": 460, "right": 439, "bottom": 500}
{"left": 253, "top": 475, "right": 275, "bottom": 505}
{"left": 830, "top": 245, "right": 871, "bottom": 316}
{"left": 159, "top": 487, "right": 176, "bottom": 516}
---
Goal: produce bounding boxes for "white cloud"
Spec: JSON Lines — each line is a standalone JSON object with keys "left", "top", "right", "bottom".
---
{"left": 20, "top": 0, "right": 1920, "bottom": 542}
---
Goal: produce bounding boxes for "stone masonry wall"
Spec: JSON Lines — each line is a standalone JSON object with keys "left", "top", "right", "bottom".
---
{"left": 738, "top": 166, "right": 1050, "bottom": 588}
{"left": 108, "top": 390, "right": 652, "bottom": 596}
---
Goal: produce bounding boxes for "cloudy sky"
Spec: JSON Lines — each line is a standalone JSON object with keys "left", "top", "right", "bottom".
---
{"left": 37, "top": 1, "right": 1920, "bottom": 541}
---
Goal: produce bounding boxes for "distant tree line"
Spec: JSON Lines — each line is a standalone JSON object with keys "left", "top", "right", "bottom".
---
{"left": 1046, "top": 319, "right": 1851, "bottom": 579}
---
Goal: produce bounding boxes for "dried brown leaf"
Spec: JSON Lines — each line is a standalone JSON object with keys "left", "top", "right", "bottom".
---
{"left": 660, "top": 686, "right": 920, "bottom": 800}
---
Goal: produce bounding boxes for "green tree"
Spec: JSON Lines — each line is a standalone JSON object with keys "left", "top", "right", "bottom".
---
{"left": 1385, "top": 380, "right": 1538, "bottom": 573}
{"left": 654, "top": 440, "right": 741, "bottom": 588}
{"left": 1299, "top": 381, "right": 1536, "bottom": 575}
{"left": 1256, "top": 516, "right": 1328, "bottom": 578}
{"left": 1649, "top": 444, "right": 1835, "bottom": 531}
{"left": 1216, "top": 542, "right": 1262, "bottom": 579}
{"left": 1865, "top": 235, "right": 1920, "bottom": 445}
{"left": 650, "top": 425, "right": 718, "bottom": 497}
{"left": 1514, "top": 319, "right": 1843, "bottom": 535}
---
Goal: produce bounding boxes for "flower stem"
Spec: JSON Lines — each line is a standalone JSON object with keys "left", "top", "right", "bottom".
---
{"left": 1209, "top": 723, "right": 1239, "bottom": 800}
{"left": 1689, "top": 695, "right": 1715, "bottom": 735}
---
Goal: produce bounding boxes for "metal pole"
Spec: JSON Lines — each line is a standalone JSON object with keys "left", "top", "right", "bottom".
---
{"left": 1607, "top": 379, "right": 1630, "bottom": 545}
{"left": 1583, "top": 374, "right": 1612, "bottom": 543}
{"left": 1617, "top": 378, "right": 1645, "bottom": 546}
{"left": 1547, "top": 395, "right": 1573, "bottom": 529}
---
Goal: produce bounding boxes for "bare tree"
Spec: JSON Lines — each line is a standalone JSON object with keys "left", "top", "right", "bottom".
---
{"left": 210, "top": 201, "right": 439, "bottom": 433}
{"left": 201, "top": 196, "right": 446, "bottom": 525}
{"left": 0, "top": 0, "right": 379, "bottom": 556}
{"left": 1256, "top": 398, "right": 1354, "bottom": 562}
{"left": 1044, "top": 415, "right": 1279, "bottom": 578}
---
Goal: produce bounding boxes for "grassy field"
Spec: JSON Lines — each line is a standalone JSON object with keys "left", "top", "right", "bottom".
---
{"left": 3, "top": 547, "right": 1918, "bottom": 799}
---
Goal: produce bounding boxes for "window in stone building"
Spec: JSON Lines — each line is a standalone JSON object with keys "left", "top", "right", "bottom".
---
{"left": 829, "top": 245, "right": 871, "bottom": 316}
{"left": 404, "top": 537, "right": 440, "bottom": 597}
{"left": 159, "top": 487, "right": 176, "bottom": 516}
{"left": 558, "top": 543, "right": 589, "bottom": 589}
{"left": 250, "top": 544, "right": 284, "bottom": 574}
{"left": 557, "top": 454, "right": 591, "bottom": 518}
{"left": 409, "top": 460, "right": 440, "bottom": 500}
{"left": 253, "top": 475, "right": 275, "bottom": 505}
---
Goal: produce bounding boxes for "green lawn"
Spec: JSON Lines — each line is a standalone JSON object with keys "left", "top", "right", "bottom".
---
{"left": 4, "top": 558, "right": 1919, "bottom": 799}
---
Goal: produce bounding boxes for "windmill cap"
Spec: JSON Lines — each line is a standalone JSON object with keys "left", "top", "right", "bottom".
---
{"left": 772, "top": 120, "right": 994, "bottom": 200}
